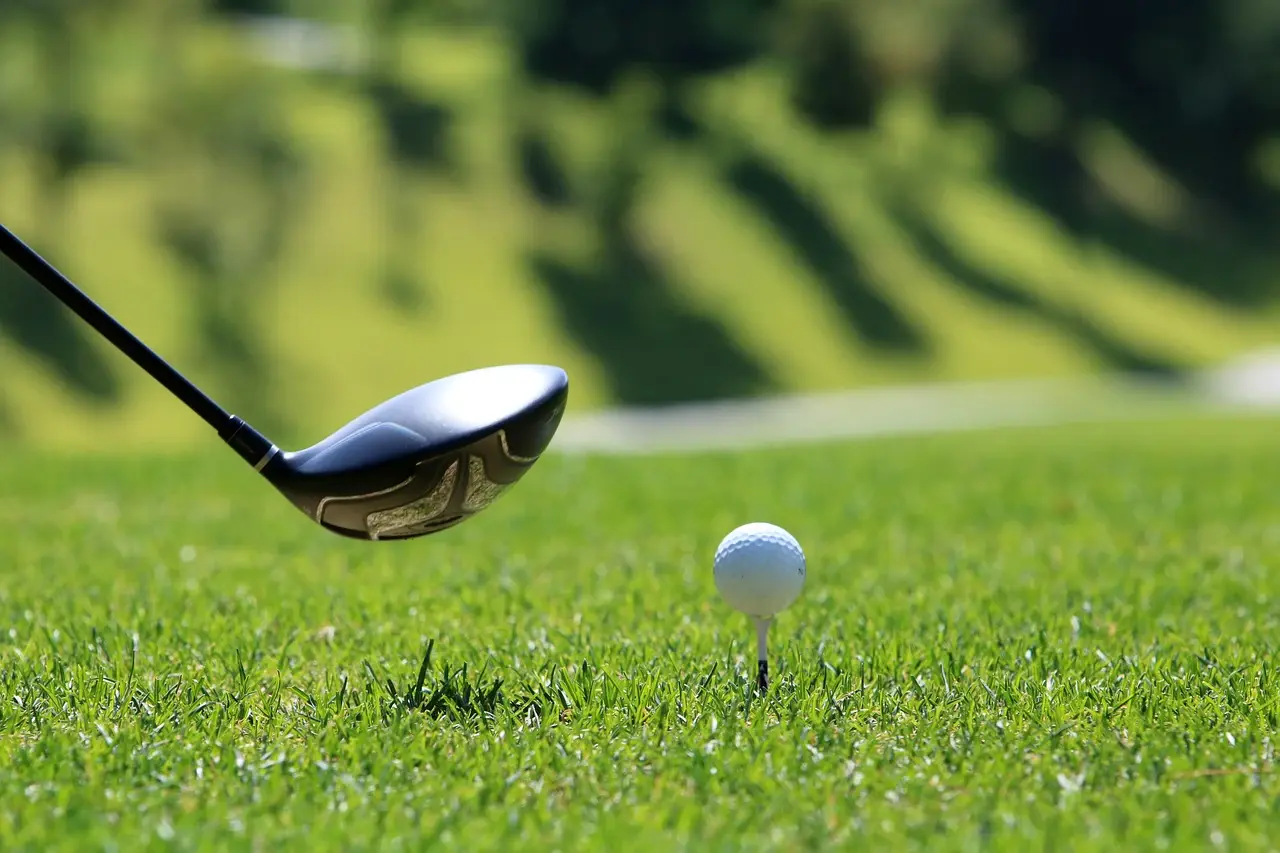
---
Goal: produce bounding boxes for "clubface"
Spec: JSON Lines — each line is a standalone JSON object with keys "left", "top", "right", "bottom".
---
{"left": 260, "top": 364, "right": 568, "bottom": 540}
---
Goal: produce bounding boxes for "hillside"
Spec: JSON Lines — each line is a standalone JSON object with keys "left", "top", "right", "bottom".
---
{"left": 2, "top": 28, "right": 1277, "bottom": 452}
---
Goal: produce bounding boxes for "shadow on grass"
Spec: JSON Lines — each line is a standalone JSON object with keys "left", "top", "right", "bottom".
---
{"left": 721, "top": 152, "right": 929, "bottom": 354}
{"left": 0, "top": 252, "right": 122, "bottom": 404}
{"left": 380, "top": 267, "right": 431, "bottom": 314}
{"left": 529, "top": 229, "right": 777, "bottom": 406}
{"left": 364, "top": 76, "right": 458, "bottom": 313}
{"left": 515, "top": 123, "right": 576, "bottom": 209}
{"left": 992, "top": 137, "right": 1278, "bottom": 310}
{"left": 887, "top": 199, "right": 1186, "bottom": 378}
{"left": 365, "top": 78, "right": 457, "bottom": 177}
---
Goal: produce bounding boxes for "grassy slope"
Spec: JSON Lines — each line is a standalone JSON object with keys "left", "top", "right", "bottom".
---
{"left": 1, "top": 415, "right": 1280, "bottom": 849}
{"left": 2, "top": 29, "right": 1278, "bottom": 452}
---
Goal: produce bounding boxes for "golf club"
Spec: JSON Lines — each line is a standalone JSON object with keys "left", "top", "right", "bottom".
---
{"left": 0, "top": 224, "right": 569, "bottom": 541}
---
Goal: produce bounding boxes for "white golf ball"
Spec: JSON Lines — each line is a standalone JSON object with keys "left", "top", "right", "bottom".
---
{"left": 713, "top": 522, "right": 806, "bottom": 618}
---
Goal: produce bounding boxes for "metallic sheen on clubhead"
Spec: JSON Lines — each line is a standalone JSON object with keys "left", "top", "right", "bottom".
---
{"left": 224, "top": 365, "right": 568, "bottom": 540}
{"left": 0, "top": 223, "right": 568, "bottom": 542}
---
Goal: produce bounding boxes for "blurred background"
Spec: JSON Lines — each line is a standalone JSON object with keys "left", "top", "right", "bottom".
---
{"left": 1, "top": 0, "right": 1278, "bottom": 452}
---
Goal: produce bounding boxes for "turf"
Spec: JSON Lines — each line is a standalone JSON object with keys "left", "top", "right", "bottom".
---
{"left": 2, "top": 416, "right": 1280, "bottom": 850}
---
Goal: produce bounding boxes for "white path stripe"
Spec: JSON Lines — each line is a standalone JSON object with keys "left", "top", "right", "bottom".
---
{"left": 552, "top": 359, "right": 1280, "bottom": 455}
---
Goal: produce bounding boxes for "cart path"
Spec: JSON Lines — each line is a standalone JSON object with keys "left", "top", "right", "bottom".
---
{"left": 552, "top": 351, "right": 1280, "bottom": 455}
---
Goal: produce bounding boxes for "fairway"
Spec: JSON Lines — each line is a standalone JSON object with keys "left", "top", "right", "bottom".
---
{"left": 2, "top": 416, "right": 1280, "bottom": 850}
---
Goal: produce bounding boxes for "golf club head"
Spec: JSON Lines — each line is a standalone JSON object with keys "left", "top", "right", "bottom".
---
{"left": 255, "top": 365, "right": 568, "bottom": 540}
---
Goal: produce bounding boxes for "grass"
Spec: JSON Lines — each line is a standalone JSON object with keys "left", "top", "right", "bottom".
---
{"left": 3, "top": 26, "right": 1279, "bottom": 452}
{"left": 2, "top": 415, "right": 1280, "bottom": 850}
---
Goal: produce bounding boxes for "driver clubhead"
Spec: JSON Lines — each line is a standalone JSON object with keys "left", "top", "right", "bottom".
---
{"left": 261, "top": 364, "right": 568, "bottom": 540}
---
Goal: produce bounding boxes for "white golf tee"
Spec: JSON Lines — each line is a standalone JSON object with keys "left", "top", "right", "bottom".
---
{"left": 754, "top": 617, "right": 771, "bottom": 692}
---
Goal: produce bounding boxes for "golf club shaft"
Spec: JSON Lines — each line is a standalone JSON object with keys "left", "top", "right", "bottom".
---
{"left": 0, "top": 223, "right": 247, "bottom": 438}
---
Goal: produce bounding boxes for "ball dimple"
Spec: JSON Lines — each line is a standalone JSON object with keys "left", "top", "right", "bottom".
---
{"left": 713, "top": 522, "right": 806, "bottom": 618}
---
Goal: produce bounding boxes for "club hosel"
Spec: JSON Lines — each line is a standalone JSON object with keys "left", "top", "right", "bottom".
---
{"left": 221, "top": 416, "right": 280, "bottom": 473}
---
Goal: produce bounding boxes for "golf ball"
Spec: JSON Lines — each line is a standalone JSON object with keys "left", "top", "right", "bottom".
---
{"left": 713, "top": 522, "right": 806, "bottom": 618}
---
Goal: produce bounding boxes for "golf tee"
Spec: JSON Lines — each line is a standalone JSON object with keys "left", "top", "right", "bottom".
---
{"left": 754, "top": 617, "right": 771, "bottom": 692}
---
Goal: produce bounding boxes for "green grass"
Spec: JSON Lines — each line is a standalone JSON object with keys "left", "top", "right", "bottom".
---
{"left": 3, "top": 416, "right": 1280, "bottom": 850}
{"left": 3, "top": 27, "right": 1279, "bottom": 452}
